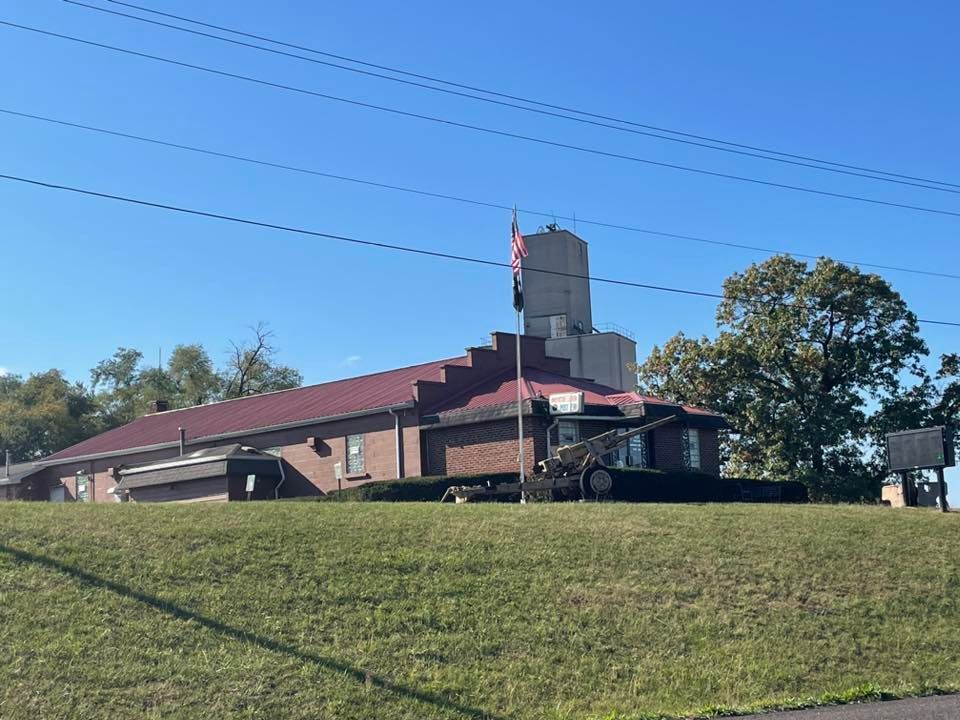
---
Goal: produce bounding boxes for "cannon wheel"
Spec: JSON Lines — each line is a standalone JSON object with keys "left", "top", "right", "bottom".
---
{"left": 580, "top": 465, "right": 614, "bottom": 501}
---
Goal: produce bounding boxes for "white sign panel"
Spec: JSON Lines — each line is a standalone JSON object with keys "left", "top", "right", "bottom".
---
{"left": 333, "top": 461, "right": 343, "bottom": 481}
{"left": 245, "top": 474, "right": 257, "bottom": 493}
{"left": 549, "top": 391, "right": 584, "bottom": 415}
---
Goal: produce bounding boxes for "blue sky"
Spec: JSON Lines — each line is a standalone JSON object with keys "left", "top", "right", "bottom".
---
{"left": 2, "top": 1, "right": 958, "bottom": 489}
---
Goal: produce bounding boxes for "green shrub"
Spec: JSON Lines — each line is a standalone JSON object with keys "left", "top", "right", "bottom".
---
{"left": 301, "top": 468, "right": 808, "bottom": 503}
{"left": 609, "top": 468, "right": 808, "bottom": 503}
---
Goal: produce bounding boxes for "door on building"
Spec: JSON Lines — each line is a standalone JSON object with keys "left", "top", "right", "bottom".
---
{"left": 49, "top": 485, "right": 65, "bottom": 503}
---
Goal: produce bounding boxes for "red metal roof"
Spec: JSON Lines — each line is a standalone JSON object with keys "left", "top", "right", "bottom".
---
{"left": 428, "top": 368, "right": 616, "bottom": 412}
{"left": 45, "top": 347, "right": 722, "bottom": 464}
{"left": 429, "top": 367, "right": 722, "bottom": 417}
{"left": 46, "top": 356, "right": 469, "bottom": 462}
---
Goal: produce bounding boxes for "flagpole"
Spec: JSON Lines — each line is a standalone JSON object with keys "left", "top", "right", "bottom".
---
{"left": 510, "top": 207, "right": 528, "bottom": 505}
{"left": 516, "top": 266, "right": 527, "bottom": 505}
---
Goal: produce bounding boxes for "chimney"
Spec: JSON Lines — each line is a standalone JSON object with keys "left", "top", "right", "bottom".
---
{"left": 178, "top": 427, "right": 186, "bottom": 456}
{"left": 147, "top": 400, "right": 170, "bottom": 414}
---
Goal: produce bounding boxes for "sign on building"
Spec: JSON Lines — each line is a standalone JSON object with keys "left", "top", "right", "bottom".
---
{"left": 886, "top": 427, "right": 955, "bottom": 472}
{"left": 549, "top": 392, "right": 584, "bottom": 415}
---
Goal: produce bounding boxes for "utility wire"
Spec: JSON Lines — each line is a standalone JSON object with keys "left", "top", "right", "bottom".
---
{"left": 6, "top": 22, "right": 960, "bottom": 221}
{"left": 0, "top": 170, "right": 957, "bottom": 327}
{"left": 62, "top": 0, "right": 960, "bottom": 197}
{"left": 4, "top": 106, "right": 958, "bottom": 281}
{"left": 96, "top": 0, "right": 960, "bottom": 192}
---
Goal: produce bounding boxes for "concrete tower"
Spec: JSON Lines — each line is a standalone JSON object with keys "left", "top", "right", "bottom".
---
{"left": 521, "top": 229, "right": 593, "bottom": 338}
{"left": 521, "top": 228, "right": 637, "bottom": 392}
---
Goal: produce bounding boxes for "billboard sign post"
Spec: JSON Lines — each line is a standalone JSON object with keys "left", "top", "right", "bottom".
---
{"left": 886, "top": 427, "right": 955, "bottom": 512}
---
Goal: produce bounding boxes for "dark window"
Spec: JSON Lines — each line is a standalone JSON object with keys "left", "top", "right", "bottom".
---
{"left": 558, "top": 420, "right": 579, "bottom": 446}
{"left": 689, "top": 429, "right": 702, "bottom": 470}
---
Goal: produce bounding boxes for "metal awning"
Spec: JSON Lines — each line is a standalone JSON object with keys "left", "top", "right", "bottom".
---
{"left": 117, "top": 444, "right": 282, "bottom": 490}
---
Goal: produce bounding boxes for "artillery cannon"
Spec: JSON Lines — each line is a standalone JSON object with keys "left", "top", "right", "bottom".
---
{"left": 440, "top": 414, "right": 677, "bottom": 503}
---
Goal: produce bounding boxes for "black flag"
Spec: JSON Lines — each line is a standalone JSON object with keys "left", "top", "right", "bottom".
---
{"left": 513, "top": 273, "right": 524, "bottom": 312}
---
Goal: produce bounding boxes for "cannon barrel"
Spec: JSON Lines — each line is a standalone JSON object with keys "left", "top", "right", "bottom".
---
{"left": 605, "top": 414, "right": 678, "bottom": 448}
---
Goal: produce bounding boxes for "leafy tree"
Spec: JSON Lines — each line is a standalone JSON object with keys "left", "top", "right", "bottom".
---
{"left": 633, "top": 256, "right": 928, "bottom": 501}
{"left": 0, "top": 370, "right": 97, "bottom": 460}
{"left": 3, "top": 325, "right": 302, "bottom": 460}
{"left": 91, "top": 348, "right": 150, "bottom": 427}
{"left": 168, "top": 344, "right": 222, "bottom": 406}
{"left": 937, "top": 353, "right": 960, "bottom": 425}
{"left": 872, "top": 353, "right": 960, "bottom": 467}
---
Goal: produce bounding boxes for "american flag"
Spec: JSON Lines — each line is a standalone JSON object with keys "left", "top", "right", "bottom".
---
{"left": 511, "top": 209, "right": 527, "bottom": 312}
{"left": 510, "top": 209, "right": 527, "bottom": 276}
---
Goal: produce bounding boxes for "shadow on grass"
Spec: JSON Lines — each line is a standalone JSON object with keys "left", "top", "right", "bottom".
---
{"left": 0, "top": 543, "right": 506, "bottom": 720}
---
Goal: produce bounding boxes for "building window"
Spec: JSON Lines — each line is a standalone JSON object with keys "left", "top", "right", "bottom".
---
{"left": 557, "top": 420, "right": 579, "bottom": 446}
{"left": 688, "top": 429, "right": 702, "bottom": 470}
{"left": 628, "top": 432, "right": 648, "bottom": 468}
{"left": 607, "top": 429, "right": 629, "bottom": 467}
{"left": 549, "top": 314, "right": 568, "bottom": 338}
{"left": 346, "top": 434, "right": 365, "bottom": 474}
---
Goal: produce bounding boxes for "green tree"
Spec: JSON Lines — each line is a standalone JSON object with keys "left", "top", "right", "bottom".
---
{"left": 633, "top": 256, "right": 928, "bottom": 501}
{"left": 3, "top": 325, "right": 302, "bottom": 459}
{"left": 872, "top": 353, "right": 960, "bottom": 463}
{"left": 0, "top": 370, "right": 97, "bottom": 460}
{"left": 168, "top": 344, "right": 222, "bottom": 406}
{"left": 90, "top": 347, "right": 154, "bottom": 427}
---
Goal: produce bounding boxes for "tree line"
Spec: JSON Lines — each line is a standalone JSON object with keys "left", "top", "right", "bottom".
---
{"left": 1, "top": 323, "right": 302, "bottom": 462}
{"left": 632, "top": 256, "right": 958, "bottom": 501}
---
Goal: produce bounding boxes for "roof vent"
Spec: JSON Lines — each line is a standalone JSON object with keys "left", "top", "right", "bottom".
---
{"left": 147, "top": 400, "right": 170, "bottom": 414}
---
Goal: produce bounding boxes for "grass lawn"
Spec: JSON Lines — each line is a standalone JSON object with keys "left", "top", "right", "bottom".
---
{"left": 1, "top": 503, "right": 958, "bottom": 719}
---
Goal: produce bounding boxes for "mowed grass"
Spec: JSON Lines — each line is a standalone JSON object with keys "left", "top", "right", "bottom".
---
{"left": 1, "top": 503, "right": 958, "bottom": 720}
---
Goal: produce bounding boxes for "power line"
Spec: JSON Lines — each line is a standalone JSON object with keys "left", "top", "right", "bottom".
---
{"left": 4, "top": 106, "right": 959, "bottom": 281}
{"left": 6, "top": 20, "right": 960, "bottom": 221}
{"left": 96, "top": 0, "right": 960, "bottom": 192}
{"left": 0, "top": 170, "right": 957, "bottom": 327}
{"left": 61, "top": 0, "right": 960, "bottom": 197}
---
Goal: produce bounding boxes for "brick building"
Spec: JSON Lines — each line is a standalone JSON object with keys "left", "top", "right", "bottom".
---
{"left": 4, "top": 229, "right": 728, "bottom": 503}
{"left": 8, "top": 331, "right": 725, "bottom": 503}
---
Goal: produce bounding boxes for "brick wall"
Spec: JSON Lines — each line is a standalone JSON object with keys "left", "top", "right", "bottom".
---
{"left": 423, "top": 417, "right": 549, "bottom": 476}
{"left": 651, "top": 425, "right": 721, "bottom": 474}
{"left": 270, "top": 413, "right": 420, "bottom": 495}
{"left": 699, "top": 428, "right": 721, "bottom": 475}
{"left": 652, "top": 425, "right": 686, "bottom": 471}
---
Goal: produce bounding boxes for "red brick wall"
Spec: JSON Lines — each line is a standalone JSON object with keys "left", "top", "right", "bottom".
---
{"left": 651, "top": 425, "right": 721, "bottom": 474}
{"left": 423, "top": 417, "right": 549, "bottom": 476}
{"left": 652, "top": 425, "right": 686, "bottom": 471}
{"left": 48, "top": 462, "right": 123, "bottom": 504}
{"left": 699, "top": 428, "right": 721, "bottom": 476}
